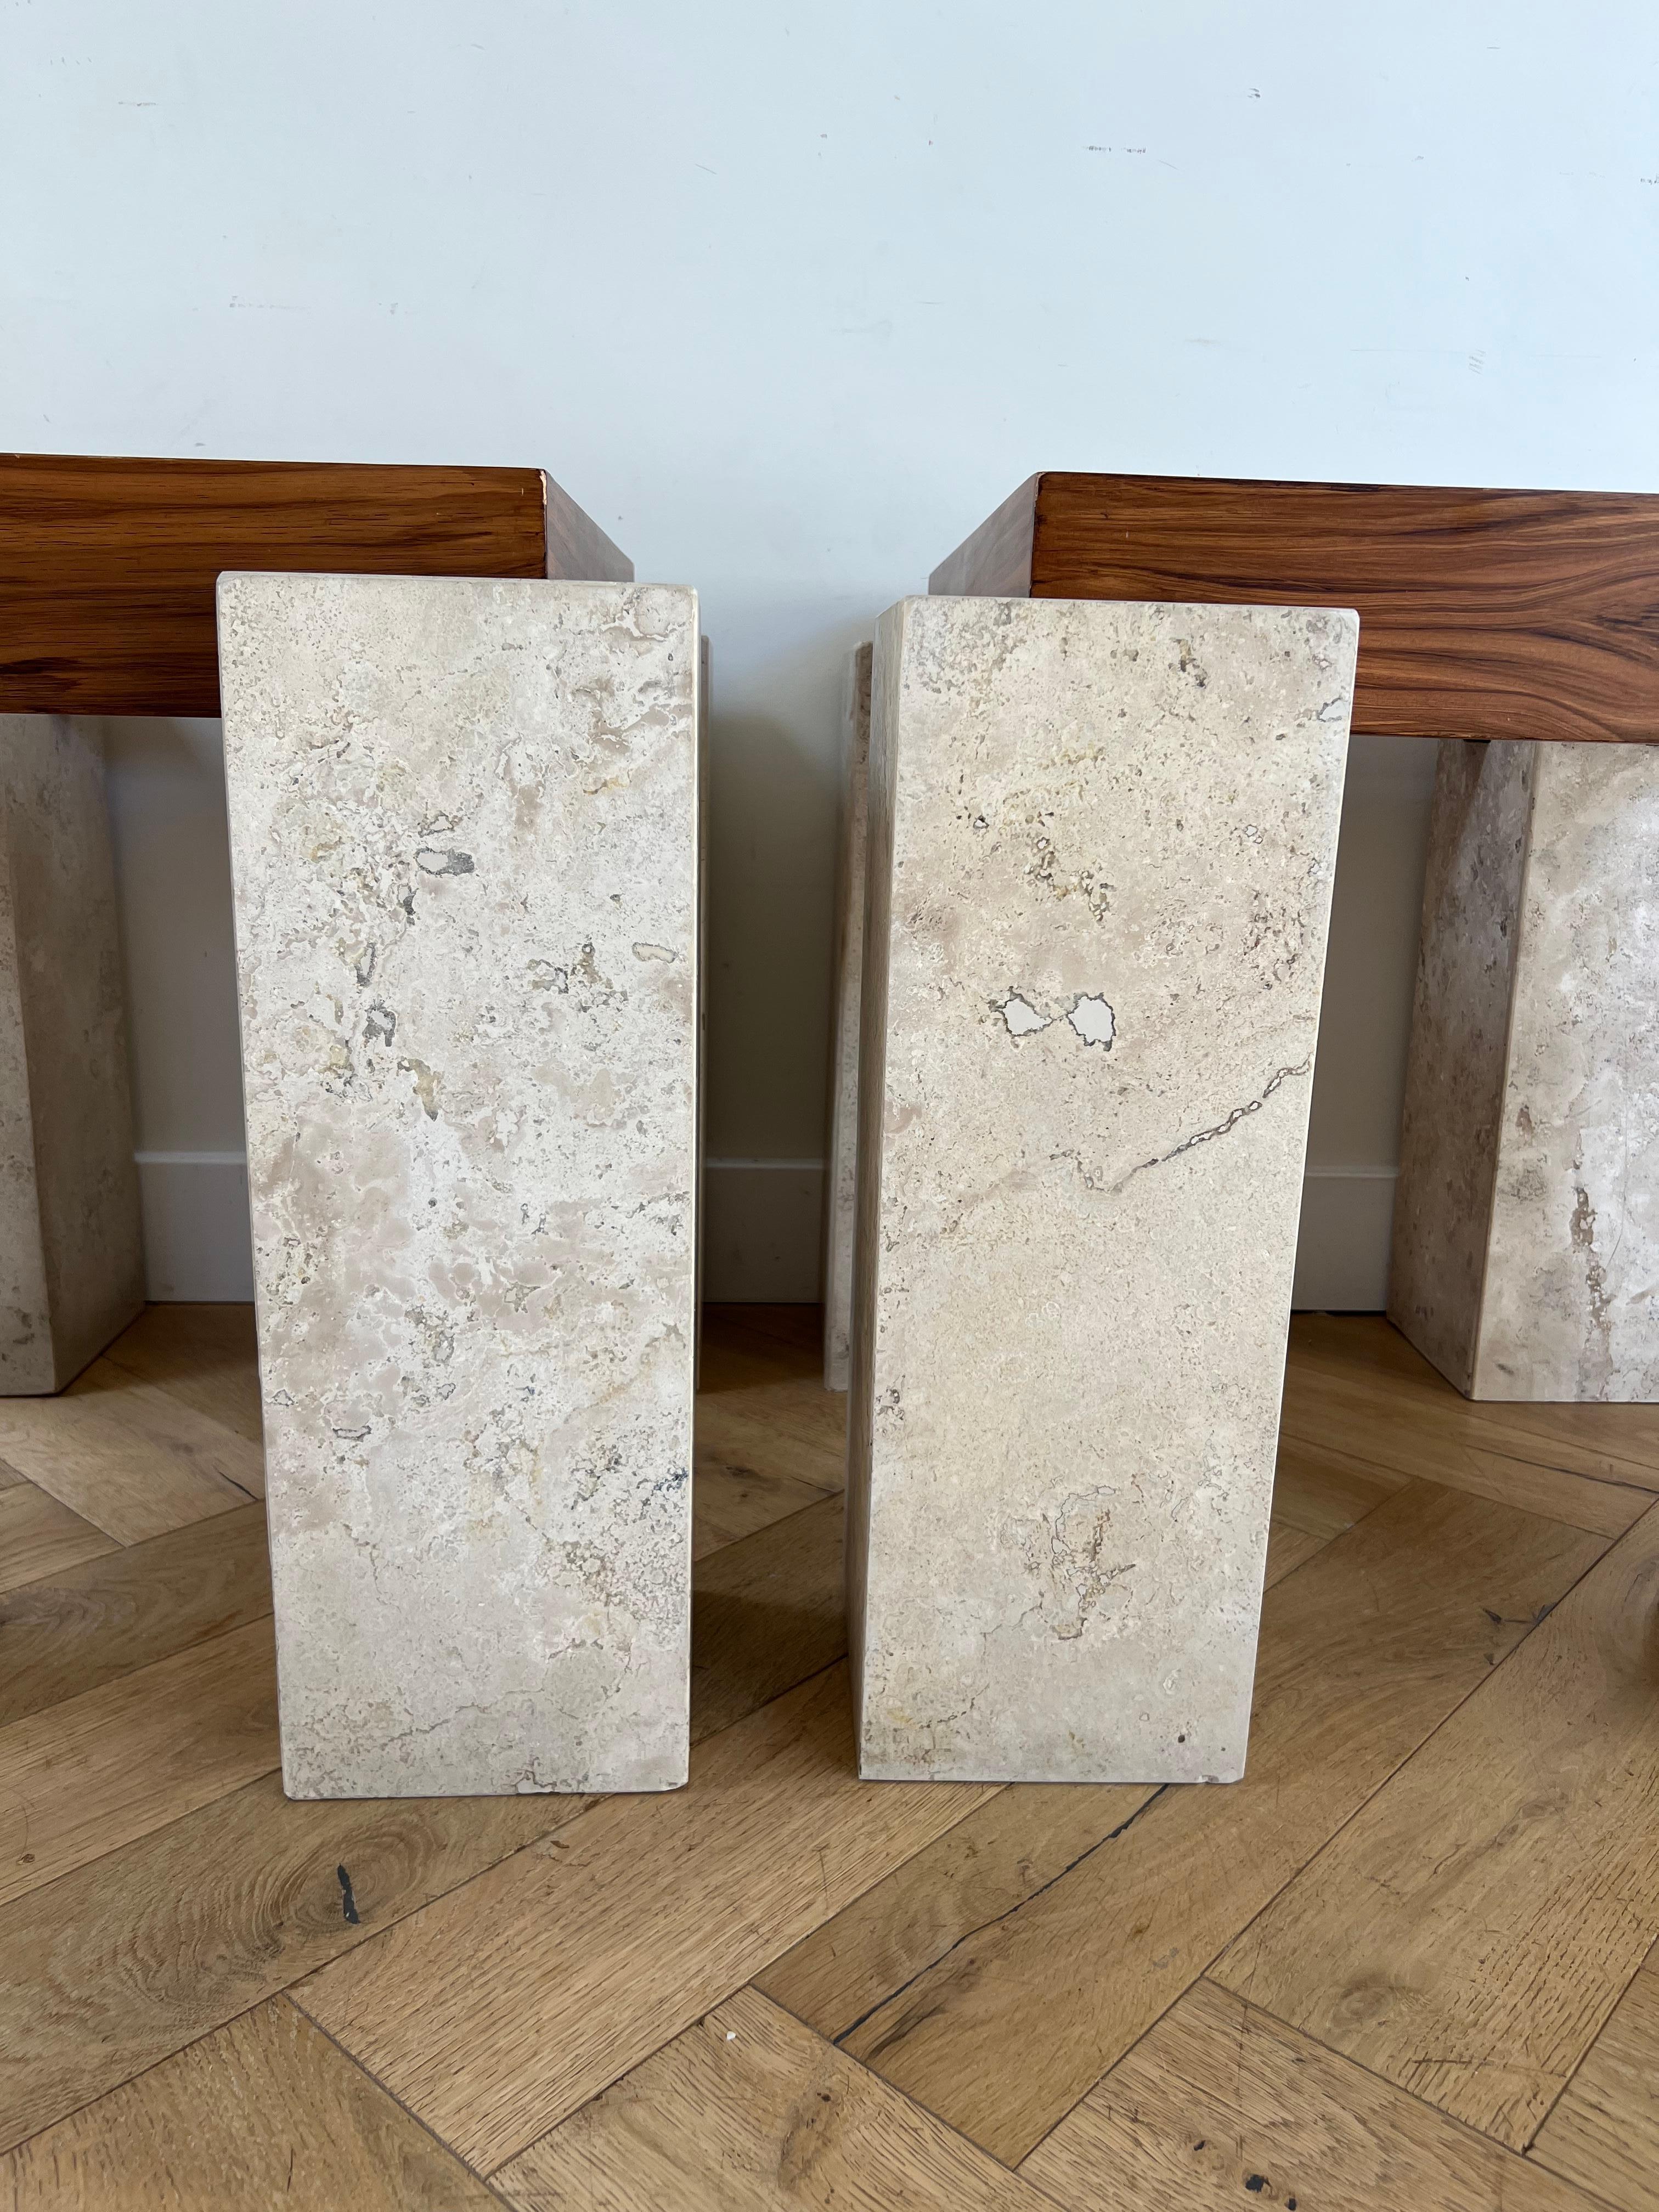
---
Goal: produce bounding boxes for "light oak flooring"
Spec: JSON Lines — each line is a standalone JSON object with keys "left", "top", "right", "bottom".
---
{"left": 1, "top": 1302, "right": 1656, "bottom": 2208}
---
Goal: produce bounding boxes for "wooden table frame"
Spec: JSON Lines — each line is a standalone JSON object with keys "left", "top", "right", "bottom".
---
{"left": 1, "top": 452, "right": 631, "bottom": 716}
{"left": 931, "top": 470, "right": 1659, "bottom": 745}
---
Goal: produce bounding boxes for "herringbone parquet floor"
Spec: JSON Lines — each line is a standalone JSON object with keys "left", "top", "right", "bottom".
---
{"left": 1, "top": 1302, "right": 1656, "bottom": 2208}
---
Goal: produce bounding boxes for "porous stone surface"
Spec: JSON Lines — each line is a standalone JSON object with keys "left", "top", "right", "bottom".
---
{"left": 0, "top": 715, "right": 143, "bottom": 1393}
{"left": 1388, "top": 741, "right": 1531, "bottom": 1393}
{"left": 823, "top": 641, "right": 872, "bottom": 1391}
{"left": 218, "top": 575, "right": 699, "bottom": 1796}
{"left": 1395, "top": 738, "right": 1659, "bottom": 1400}
{"left": 849, "top": 595, "right": 1356, "bottom": 1785}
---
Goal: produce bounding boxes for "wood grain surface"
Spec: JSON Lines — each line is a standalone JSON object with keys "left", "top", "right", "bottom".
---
{"left": 0, "top": 1618, "right": 279, "bottom": 1909}
{"left": 1215, "top": 1500, "right": 1659, "bottom": 2150}
{"left": 800, "top": 1486, "right": 1600, "bottom": 2164}
{"left": 0, "top": 452, "right": 632, "bottom": 715}
{"left": 929, "top": 471, "right": 1659, "bottom": 743}
{"left": 496, "top": 1987, "right": 1060, "bottom": 2211}
{"left": 0, "top": 1460, "right": 859, "bottom": 2155}
{"left": 6, "top": 1302, "right": 1659, "bottom": 2210}
{"left": 0, "top": 1502, "right": 270, "bottom": 1728}
{"left": 1, "top": 1997, "right": 498, "bottom": 2211}
{"left": 1022, "top": 1978, "right": 1599, "bottom": 2212}
{"left": 293, "top": 1667, "right": 997, "bottom": 2172}
{"left": 0, "top": 1483, "right": 115, "bottom": 1595}
{"left": 756, "top": 1459, "right": 1356, "bottom": 2046}
{"left": 1530, "top": 1944, "right": 1659, "bottom": 2207}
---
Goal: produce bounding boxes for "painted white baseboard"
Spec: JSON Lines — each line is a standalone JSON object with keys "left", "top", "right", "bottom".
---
{"left": 1292, "top": 1165, "right": 1397, "bottom": 1312}
{"left": 136, "top": 1152, "right": 255, "bottom": 1302}
{"left": 132, "top": 1149, "right": 1393, "bottom": 1312}
{"left": 702, "top": 1158, "right": 826, "bottom": 1302}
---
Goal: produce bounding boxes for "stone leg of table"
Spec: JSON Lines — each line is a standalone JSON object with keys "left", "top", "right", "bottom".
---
{"left": 1390, "top": 738, "right": 1659, "bottom": 1401}
{"left": 822, "top": 641, "right": 872, "bottom": 1391}
{"left": 849, "top": 595, "right": 1356, "bottom": 1784}
{"left": 0, "top": 714, "right": 144, "bottom": 1393}
{"left": 218, "top": 575, "right": 699, "bottom": 1798}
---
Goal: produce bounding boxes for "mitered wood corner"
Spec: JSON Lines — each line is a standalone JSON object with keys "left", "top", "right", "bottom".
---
{"left": 929, "top": 471, "right": 1659, "bottom": 743}
{"left": 0, "top": 453, "right": 632, "bottom": 717}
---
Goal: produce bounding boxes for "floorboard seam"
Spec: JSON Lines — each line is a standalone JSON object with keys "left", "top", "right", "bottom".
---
{"left": 280, "top": 1994, "right": 520, "bottom": 2204}
{"left": 1517, "top": 1926, "right": 1659, "bottom": 2155}
{"left": 990, "top": 1493, "right": 1629, "bottom": 2168}
{"left": 831, "top": 1785, "right": 1161, "bottom": 2057}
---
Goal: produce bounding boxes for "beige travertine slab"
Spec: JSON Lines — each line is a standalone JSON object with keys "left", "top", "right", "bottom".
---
{"left": 822, "top": 640, "right": 872, "bottom": 1391}
{"left": 850, "top": 595, "right": 1356, "bottom": 1784}
{"left": 219, "top": 575, "right": 699, "bottom": 1797}
{"left": 1386, "top": 741, "right": 1530, "bottom": 1393}
{"left": 0, "top": 716, "right": 144, "bottom": 1395}
{"left": 1391, "top": 739, "right": 1659, "bottom": 1401}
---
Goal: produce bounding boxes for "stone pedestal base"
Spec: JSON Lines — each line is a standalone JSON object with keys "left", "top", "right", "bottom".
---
{"left": 849, "top": 596, "right": 1356, "bottom": 1784}
{"left": 219, "top": 575, "right": 700, "bottom": 1797}
{"left": 0, "top": 715, "right": 144, "bottom": 1393}
{"left": 1390, "top": 739, "right": 1659, "bottom": 1401}
{"left": 822, "top": 642, "right": 872, "bottom": 1392}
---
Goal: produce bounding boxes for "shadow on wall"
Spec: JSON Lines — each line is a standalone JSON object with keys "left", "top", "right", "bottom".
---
{"left": 100, "top": 715, "right": 252, "bottom": 1300}
{"left": 1294, "top": 733, "right": 1438, "bottom": 1311}
{"left": 703, "top": 706, "right": 840, "bottom": 1301}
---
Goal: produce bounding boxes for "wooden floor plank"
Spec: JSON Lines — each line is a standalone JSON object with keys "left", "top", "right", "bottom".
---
{"left": 696, "top": 1314, "right": 849, "bottom": 1493}
{"left": 1020, "top": 1977, "right": 1598, "bottom": 2212}
{"left": 691, "top": 1493, "right": 844, "bottom": 1739}
{"left": 1214, "top": 1500, "right": 1659, "bottom": 2151}
{"left": 758, "top": 1776, "right": 1153, "bottom": 2046}
{"left": 65, "top": 1351, "right": 265, "bottom": 1499}
{"left": 787, "top": 1486, "right": 1600, "bottom": 2165}
{"left": 706, "top": 1303, "right": 825, "bottom": 1358}
{"left": 496, "top": 1985, "right": 1058, "bottom": 2211}
{"left": 0, "top": 1774, "right": 581, "bottom": 2159}
{"left": 0, "top": 1486, "right": 857, "bottom": 2155}
{"left": 1285, "top": 1317, "right": 1659, "bottom": 1510}
{"left": 0, "top": 1503, "right": 270, "bottom": 1728}
{"left": 1, "top": 1996, "right": 496, "bottom": 2210}
{"left": 1295, "top": 1312, "right": 1659, "bottom": 1482}
{"left": 0, "top": 1389, "right": 254, "bottom": 1543}
{"left": 1269, "top": 1434, "right": 1408, "bottom": 1540}
{"left": 1280, "top": 1376, "right": 1654, "bottom": 1536}
{"left": 1262, "top": 1519, "right": 1327, "bottom": 1584}
{"left": 693, "top": 1447, "right": 837, "bottom": 1560}
{"left": 97, "top": 1300, "right": 264, "bottom": 1446}
{"left": 6, "top": 1298, "right": 1658, "bottom": 2199}
{"left": 0, "top": 1483, "right": 117, "bottom": 1594}
{"left": 1530, "top": 1945, "right": 1659, "bottom": 2208}
{"left": 695, "top": 1397, "right": 847, "bottom": 1500}
{"left": 0, "top": 1619, "right": 279, "bottom": 1909}
{"left": 757, "top": 1489, "right": 1327, "bottom": 2046}
{"left": 294, "top": 1667, "right": 997, "bottom": 2174}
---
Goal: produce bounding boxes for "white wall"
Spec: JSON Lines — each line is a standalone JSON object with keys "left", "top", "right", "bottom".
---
{"left": 10, "top": 3, "right": 1657, "bottom": 1300}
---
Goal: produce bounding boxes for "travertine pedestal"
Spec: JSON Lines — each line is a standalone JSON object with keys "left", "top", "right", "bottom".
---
{"left": 823, "top": 641, "right": 872, "bottom": 1391}
{"left": 1390, "top": 739, "right": 1659, "bottom": 1401}
{"left": 219, "top": 575, "right": 699, "bottom": 1797}
{"left": 849, "top": 596, "right": 1356, "bottom": 1784}
{"left": 0, "top": 715, "right": 144, "bottom": 1392}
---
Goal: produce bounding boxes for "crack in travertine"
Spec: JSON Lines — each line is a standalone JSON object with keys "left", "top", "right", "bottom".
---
{"left": 850, "top": 595, "right": 1354, "bottom": 1784}
{"left": 1110, "top": 1056, "right": 1312, "bottom": 1194}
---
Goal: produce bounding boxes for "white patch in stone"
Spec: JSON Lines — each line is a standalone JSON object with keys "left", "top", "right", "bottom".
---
{"left": 1067, "top": 994, "right": 1116, "bottom": 1050}
{"left": 998, "top": 992, "right": 1052, "bottom": 1037}
{"left": 848, "top": 592, "right": 1357, "bottom": 1787}
{"left": 631, "top": 941, "right": 676, "bottom": 962}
